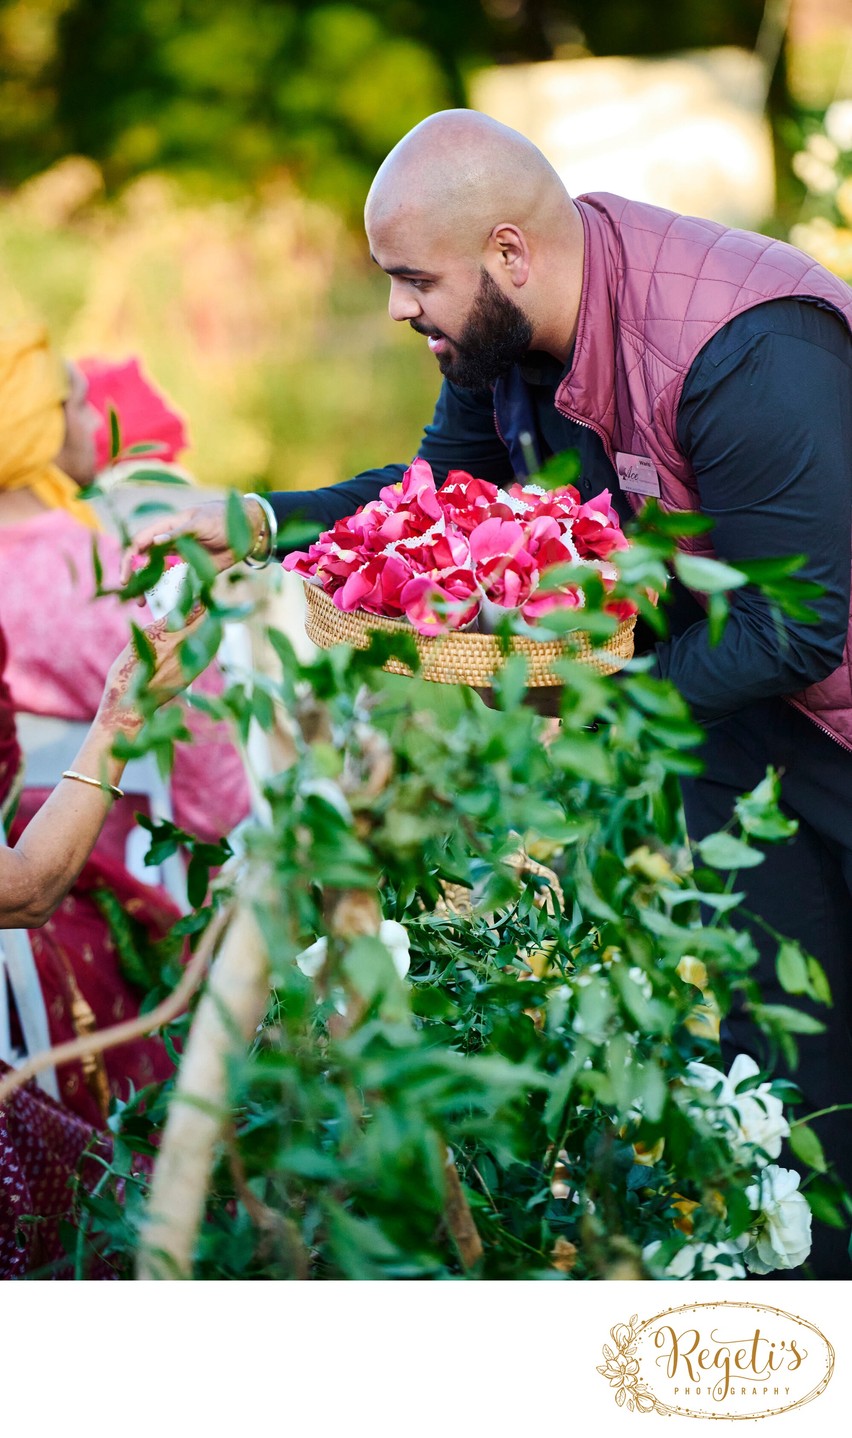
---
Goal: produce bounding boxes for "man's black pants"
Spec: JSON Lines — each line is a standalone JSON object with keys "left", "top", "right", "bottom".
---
{"left": 681, "top": 696, "right": 852, "bottom": 1280}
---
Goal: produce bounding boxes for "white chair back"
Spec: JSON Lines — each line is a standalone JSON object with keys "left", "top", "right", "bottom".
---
{"left": 0, "top": 827, "right": 59, "bottom": 1099}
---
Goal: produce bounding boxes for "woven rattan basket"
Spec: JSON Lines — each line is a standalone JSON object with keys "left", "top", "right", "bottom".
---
{"left": 304, "top": 580, "right": 635, "bottom": 687}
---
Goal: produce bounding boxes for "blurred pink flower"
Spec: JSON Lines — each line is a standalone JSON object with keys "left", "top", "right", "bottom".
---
{"left": 469, "top": 517, "right": 540, "bottom": 607}
{"left": 284, "top": 459, "right": 635, "bottom": 631}
{"left": 437, "top": 471, "right": 515, "bottom": 533}
{"left": 400, "top": 568, "right": 480, "bottom": 634}
{"left": 573, "top": 491, "right": 630, "bottom": 559}
{"left": 395, "top": 529, "right": 472, "bottom": 574}
{"left": 521, "top": 587, "right": 585, "bottom": 621}
{"left": 507, "top": 482, "right": 581, "bottom": 524}
{"left": 79, "top": 355, "right": 188, "bottom": 469}
{"left": 378, "top": 458, "right": 443, "bottom": 533}
{"left": 336, "top": 551, "right": 414, "bottom": 616}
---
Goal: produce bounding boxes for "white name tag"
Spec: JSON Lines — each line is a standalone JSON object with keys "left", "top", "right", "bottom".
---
{"left": 616, "top": 451, "right": 661, "bottom": 498}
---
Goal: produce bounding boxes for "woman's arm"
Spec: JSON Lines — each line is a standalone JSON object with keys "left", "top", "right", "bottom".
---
{"left": 0, "top": 609, "right": 205, "bottom": 927}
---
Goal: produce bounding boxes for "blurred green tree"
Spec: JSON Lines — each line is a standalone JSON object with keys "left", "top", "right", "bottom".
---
{"left": 0, "top": 0, "right": 777, "bottom": 214}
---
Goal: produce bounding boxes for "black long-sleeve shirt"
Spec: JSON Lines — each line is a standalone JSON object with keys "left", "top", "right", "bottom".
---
{"left": 269, "top": 299, "right": 852, "bottom": 723}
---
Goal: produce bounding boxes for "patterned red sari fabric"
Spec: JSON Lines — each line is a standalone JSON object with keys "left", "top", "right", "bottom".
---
{"left": 6, "top": 819, "right": 184, "bottom": 1130}
{"left": 0, "top": 1060, "right": 109, "bottom": 1279}
{"left": 2, "top": 627, "right": 116, "bottom": 1278}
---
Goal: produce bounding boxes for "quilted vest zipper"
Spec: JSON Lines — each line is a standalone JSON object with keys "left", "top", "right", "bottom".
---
{"left": 785, "top": 697, "right": 852, "bottom": 754}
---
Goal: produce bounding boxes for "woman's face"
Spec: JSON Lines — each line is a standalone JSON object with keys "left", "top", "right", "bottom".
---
{"left": 54, "top": 362, "right": 99, "bottom": 485}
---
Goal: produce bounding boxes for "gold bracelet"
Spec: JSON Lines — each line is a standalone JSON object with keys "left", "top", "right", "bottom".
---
{"left": 61, "top": 769, "right": 125, "bottom": 801}
{"left": 244, "top": 492, "right": 278, "bottom": 569}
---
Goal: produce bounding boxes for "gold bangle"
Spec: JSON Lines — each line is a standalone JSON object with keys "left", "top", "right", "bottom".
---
{"left": 61, "top": 769, "right": 124, "bottom": 801}
{"left": 244, "top": 492, "right": 278, "bottom": 569}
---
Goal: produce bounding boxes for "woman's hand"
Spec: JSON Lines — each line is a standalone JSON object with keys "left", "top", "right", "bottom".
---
{"left": 95, "top": 606, "right": 208, "bottom": 735}
{"left": 119, "top": 498, "right": 266, "bottom": 586}
{"left": 3, "top": 606, "right": 210, "bottom": 924}
{"left": 1, "top": 610, "right": 214, "bottom": 930}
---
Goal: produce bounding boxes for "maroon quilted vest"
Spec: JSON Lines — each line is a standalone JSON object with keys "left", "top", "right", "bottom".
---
{"left": 554, "top": 193, "right": 852, "bottom": 751}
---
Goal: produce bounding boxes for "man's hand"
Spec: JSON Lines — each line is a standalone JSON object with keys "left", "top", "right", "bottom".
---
{"left": 119, "top": 498, "right": 266, "bottom": 585}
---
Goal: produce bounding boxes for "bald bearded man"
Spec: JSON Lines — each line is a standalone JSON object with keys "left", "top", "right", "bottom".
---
{"left": 126, "top": 111, "right": 852, "bottom": 1277}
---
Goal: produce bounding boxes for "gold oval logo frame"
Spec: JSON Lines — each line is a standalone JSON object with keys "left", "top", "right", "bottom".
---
{"left": 597, "top": 1301, "right": 834, "bottom": 1419}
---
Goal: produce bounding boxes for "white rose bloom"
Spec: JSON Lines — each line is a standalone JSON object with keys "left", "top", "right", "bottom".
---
{"left": 296, "top": 921, "right": 410, "bottom": 981}
{"left": 378, "top": 919, "right": 411, "bottom": 979}
{"left": 295, "top": 936, "right": 328, "bottom": 978}
{"left": 684, "top": 1060, "right": 735, "bottom": 1107}
{"left": 643, "top": 1238, "right": 747, "bottom": 1280}
{"left": 728, "top": 1053, "right": 789, "bottom": 1165}
{"left": 684, "top": 1058, "right": 789, "bottom": 1167}
{"left": 744, "top": 1165, "right": 812, "bottom": 1274}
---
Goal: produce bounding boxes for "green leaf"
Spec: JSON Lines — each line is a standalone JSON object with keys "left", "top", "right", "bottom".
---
{"left": 129, "top": 620, "right": 156, "bottom": 674}
{"left": 735, "top": 555, "right": 808, "bottom": 584}
{"left": 534, "top": 448, "right": 582, "bottom": 490}
{"left": 277, "top": 518, "right": 323, "bottom": 551}
{"left": 187, "top": 852, "right": 211, "bottom": 908}
{"left": 181, "top": 614, "right": 223, "bottom": 674}
{"left": 789, "top": 1122, "right": 827, "bottom": 1173}
{"left": 623, "top": 675, "right": 690, "bottom": 718}
{"left": 734, "top": 769, "right": 798, "bottom": 841}
{"left": 90, "top": 534, "right": 104, "bottom": 592}
{"left": 108, "top": 404, "right": 121, "bottom": 461}
{"left": 776, "top": 941, "right": 811, "bottom": 996}
{"left": 226, "top": 489, "right": 253, "bottom": 560}
{"left": 491, "top": 653, "right": 529, "bottom": 710}
{"left": 706, "top": 591, "right": 729, "bottom": 647}
{"left": 120, "top": 467, "right": 191, "bottom": 485}
{"left": 122, "top": 440, "right": 169, "bottom": 457}
{"left": 807, "top": 955, "right": 832, "bottom": 1007}
{"left": 638, "top": 502, "right": 715, "bottom": 538}
{"left": 807, "top": 1190, "right": 847, "bottom": 1228}
{"left": 277, "top": 1146, "right": 340, "bottom": 1180}
{"left": 549, "top": 733, "right": 615, "bottom": 785}
{"left": 342, "top": 936, "right": 409, "bottom": 1022}
{"left": 175, "top": 534, "right": 219, "bottom": 586}
{"left": 674, "top": 553, "right": 748, "bottom": 594}
{"left": 635, "top": 1063, "right": 667, "bottom": 1123}
{"left": 697, "top": 832, "right": 764, "bottom": 870}
{"left": 758, "top": 1004, "right": 825, "bottom": 1035}
{"left": 129, "top": 501, "right": 175, "bottom": 519}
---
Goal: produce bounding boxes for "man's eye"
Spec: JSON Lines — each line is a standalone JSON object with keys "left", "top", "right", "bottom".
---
{"left": 409, "top": 278, "right": 431, "bottom": 291}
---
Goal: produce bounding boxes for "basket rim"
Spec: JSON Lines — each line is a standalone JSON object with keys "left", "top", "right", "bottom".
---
{"left": 302, "top": 579, "right": 635, "bottom": 686}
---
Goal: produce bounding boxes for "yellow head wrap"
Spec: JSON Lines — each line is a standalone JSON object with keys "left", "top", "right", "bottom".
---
{"left": 0, "top": 322, "right": 101, "bottom": 529}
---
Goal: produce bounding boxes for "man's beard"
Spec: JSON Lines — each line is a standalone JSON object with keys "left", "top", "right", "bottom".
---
{"left": 414, "top": 268, "right": 533, "bottom": 390}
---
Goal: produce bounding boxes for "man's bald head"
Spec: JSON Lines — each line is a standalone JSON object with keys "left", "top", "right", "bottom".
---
{"left": 366, "top": 110, "right": 585, "bottom": 371}
{"left": 365, "top": 109, "right": 569, "bottom": 251}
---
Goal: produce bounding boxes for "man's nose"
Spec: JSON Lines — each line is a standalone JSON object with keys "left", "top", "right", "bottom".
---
{"left": 388, "top": 280, "right": 421, "bottom": 323}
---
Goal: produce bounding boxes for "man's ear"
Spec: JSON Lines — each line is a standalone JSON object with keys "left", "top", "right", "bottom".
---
{"left": 488, "top": 224, "right": 531, "bottom": 287}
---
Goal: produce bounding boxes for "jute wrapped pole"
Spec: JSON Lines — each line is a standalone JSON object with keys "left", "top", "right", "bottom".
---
{"left": 137, "top": 901, "right": 270, "bottom": 1280}
{"left": 135, "top": 679, "right": 301, "bottom": 1279}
